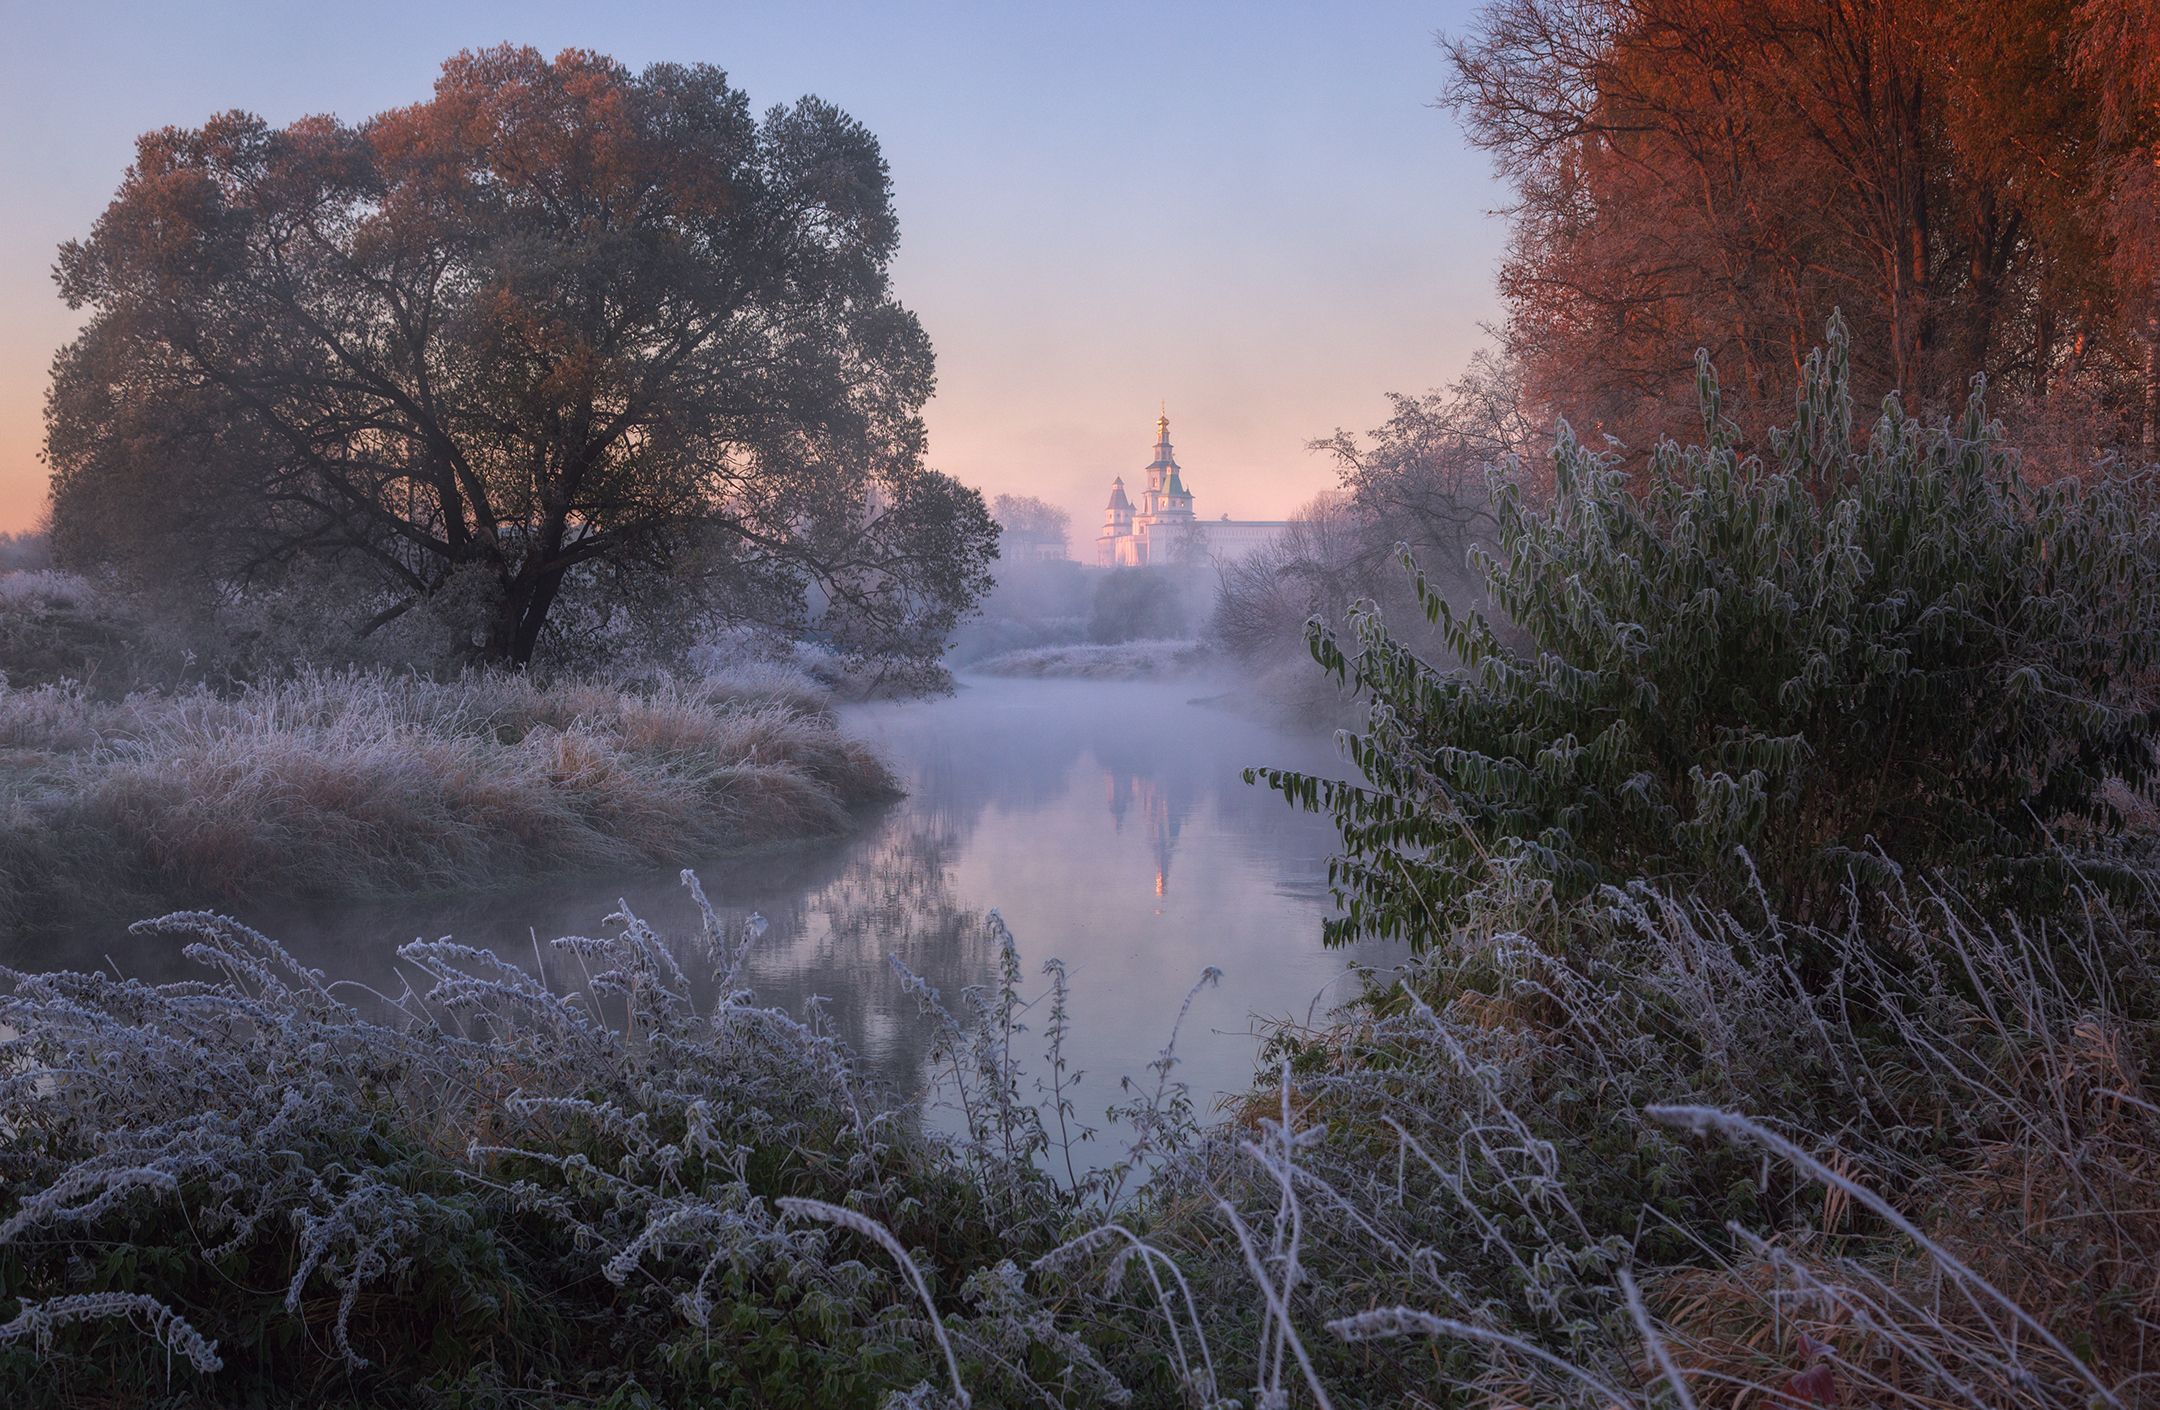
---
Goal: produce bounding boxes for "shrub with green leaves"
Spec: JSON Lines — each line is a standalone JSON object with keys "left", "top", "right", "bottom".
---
{"left": 1256, "top": 315, "right": 2160, "bottom": 946}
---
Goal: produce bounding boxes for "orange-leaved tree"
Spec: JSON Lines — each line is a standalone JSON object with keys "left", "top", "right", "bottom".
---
{"left": 1444, "top": 0, "right": 2160, "bottom": 462}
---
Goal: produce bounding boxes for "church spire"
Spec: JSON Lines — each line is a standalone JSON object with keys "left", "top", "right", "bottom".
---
{"left": 1148, "top": 406, "right": 1177, "bottom": 471}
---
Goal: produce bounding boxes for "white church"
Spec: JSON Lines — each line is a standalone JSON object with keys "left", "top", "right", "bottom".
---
{"left": 1095, "top": 411, "right": 1289, "bottom": 567}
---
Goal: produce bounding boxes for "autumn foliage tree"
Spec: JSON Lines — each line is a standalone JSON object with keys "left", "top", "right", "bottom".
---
{"left": 47, "top": 46, "right": 994, "bottom": 667}
{"left": 1444, "top": 0, "right": 2160, "bottom": 460}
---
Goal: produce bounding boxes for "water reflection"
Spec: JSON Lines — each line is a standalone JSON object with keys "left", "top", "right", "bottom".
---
{"left": 15, "top": 676, "right": 1393, "bottom": 1126}
{"left": 737, "top": 811, "right": 998, "bottom": 1083}
{"left": 817, "top": 676, "right": 1392, "bottom": 1118}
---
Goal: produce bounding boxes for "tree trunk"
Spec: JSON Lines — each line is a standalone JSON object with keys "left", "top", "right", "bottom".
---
{"left": 482, "top": 565, "right": 567, "bottom": 668}
{"left": 510, "top": 568, "right": 567, "bottom": 667}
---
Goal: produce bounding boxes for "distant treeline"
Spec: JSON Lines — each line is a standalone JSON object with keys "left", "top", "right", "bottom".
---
{"left": 0, "top": 531, "right": 48, "bottom": 573}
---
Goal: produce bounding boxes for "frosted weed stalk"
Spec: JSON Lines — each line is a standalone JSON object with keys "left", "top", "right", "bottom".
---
{"left": 0, "top": 873, "right": 1066, "bottom": 1403}
{"left": 1113, "top": 873, "right": 2159, "bottom": 1409}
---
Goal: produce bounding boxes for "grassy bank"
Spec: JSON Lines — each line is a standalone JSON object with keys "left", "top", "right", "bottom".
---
{"left": 0, "top": 666, "right": 894, "bottom": 929}
{"left": 968, "top": 638, "right": 1210, "bottom": 680}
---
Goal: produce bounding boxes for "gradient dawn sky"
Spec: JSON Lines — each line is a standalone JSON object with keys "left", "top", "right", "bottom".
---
{"left": 0, "top": 0, "right": 1505, "bottom": 539}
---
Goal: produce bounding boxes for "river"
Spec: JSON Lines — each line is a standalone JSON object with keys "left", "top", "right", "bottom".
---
{"left": 27, "top": 674, "right": 1394, "bottom": 1140}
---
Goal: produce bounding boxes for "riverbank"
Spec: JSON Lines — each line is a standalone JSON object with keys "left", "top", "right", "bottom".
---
{"left": 0, "top": 666, "right": 896, "bottom": 930}
{"left": 967, "top": 637, "right": 1212, "bottom": 680}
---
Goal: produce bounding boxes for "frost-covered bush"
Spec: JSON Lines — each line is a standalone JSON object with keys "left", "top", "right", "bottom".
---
{"left": 1258, "top": 316, "right": 2160, "bottom": 943}
{"left": 0, "top": 570, "right": 162, "bottom": 692}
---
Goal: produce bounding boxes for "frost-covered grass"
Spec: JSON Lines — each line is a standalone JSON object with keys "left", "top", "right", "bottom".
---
{"left": 0, "top": 570, "right": 94, "bottom": 613}
{"left": 0, "top": 570, "right": 144, "bottom": 694}
{"left": 968, "top": 639, "right": 1211, "bottom": 681}
{"left": 1149, "top": 872, "right": 2160, "bottom": 1408}
{"left": 2, "top": 867, "right": 2151, "bottom": 1407}
{"left": 0, "top": 666, "right": 892, "bottom": 929}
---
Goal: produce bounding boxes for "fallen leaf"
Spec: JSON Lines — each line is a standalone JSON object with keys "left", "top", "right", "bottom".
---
{"left": 1785, "top": 1361, "right": 1838, "bottom": 1404}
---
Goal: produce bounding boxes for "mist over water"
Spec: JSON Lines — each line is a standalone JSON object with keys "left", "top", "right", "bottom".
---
{"left": 23, "top": 675, "right": 1393, "bottom": 1128}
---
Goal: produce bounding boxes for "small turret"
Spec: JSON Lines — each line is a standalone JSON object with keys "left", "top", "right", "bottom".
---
{"left": 1097, "top": 475, "right": 1137, "bottom": 564}
{"left": 1103, "top": 476, "right": 1133, "bottom": 531}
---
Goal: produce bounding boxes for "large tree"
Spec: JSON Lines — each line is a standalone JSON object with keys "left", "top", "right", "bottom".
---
{"left": 1444, "top": 0, "right": 2160, "bottom": 458}
{"left": 47, "top": 46, "right": 994, "bottom": 666}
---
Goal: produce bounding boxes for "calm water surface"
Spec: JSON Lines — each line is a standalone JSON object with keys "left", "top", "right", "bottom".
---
{"left": 29, "top": 675, "right": 1395, "bottom": 1125}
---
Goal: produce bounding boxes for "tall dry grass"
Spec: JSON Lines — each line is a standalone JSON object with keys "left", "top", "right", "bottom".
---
{"left": 0, "top": 666, "right": 893, "bottom": 928}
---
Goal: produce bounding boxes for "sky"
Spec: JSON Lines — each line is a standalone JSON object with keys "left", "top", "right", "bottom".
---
{"left": 0, "top": 0, "right": 1507, "bottom": 541}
